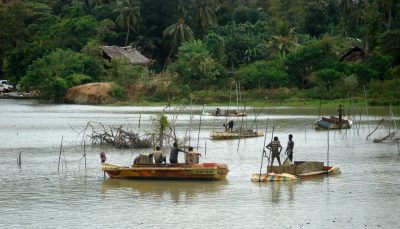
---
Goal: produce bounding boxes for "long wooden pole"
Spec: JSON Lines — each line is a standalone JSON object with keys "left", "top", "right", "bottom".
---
{"left": 327, "top": 129, "right": 330, "bottom": 170}
{"left": 258, "top": 126, "right": 269, "bottom": 181}
{"left": 364, "top": 85, "right": 370, "bottom": 134}
{"left": 268, "top": 126, "right": 275, "bottom": 166}
{"left": 58, "top": 135, "right": 63, "bottom": 173}
{"left": 138, "top": 113, "right": 142, "bottom": 134}
{"left": 84, "top": 140, "right": 86, "bottom": 171}
{"left": 196, "top": 115, "right": 202, "bottom": 151}
{"left": 236, "top": 82, "right": 239, "bottom": 113}
{"left": 237, "top": 115, "right": 244, "bottom": 152}
{"left": 189, "top": 94, "right": 193, "bottom": 147}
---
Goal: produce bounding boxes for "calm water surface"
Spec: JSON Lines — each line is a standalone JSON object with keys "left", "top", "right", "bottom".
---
{"left": 0, "top": 99, "right": 399, "bottom": 228}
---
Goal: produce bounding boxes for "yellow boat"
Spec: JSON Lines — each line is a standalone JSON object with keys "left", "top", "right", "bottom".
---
{"left": 102, "top": 162, "right": 229, "bottom": 181}
{"left": 210, "top": 130, "right": 264, "bottom": 140}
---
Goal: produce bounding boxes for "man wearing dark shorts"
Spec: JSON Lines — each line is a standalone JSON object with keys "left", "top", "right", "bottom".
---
{"left": 266, "top": 136, "right": 282, "bottom": 166}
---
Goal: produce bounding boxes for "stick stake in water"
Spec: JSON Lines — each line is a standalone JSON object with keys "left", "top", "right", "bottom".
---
{"left": 258, "top": 126, "right": 268, "bottom": 181}
{"left": 58, "top": 136, "right": 63, "bottom": 173}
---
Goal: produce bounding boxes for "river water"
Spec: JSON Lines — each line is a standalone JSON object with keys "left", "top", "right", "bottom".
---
{"left": 0, "top": 99, "right": 399, "bottom": 228}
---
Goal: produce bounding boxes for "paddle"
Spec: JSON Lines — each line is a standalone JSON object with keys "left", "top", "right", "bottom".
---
{"left": 258, "top": 126, "right": 268, "bottom": 182}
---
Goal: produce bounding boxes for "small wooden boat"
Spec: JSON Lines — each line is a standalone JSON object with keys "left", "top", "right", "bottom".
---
{"left": 251, "top": 173, "right": 298, "bottom": 182}
{"left": 210, "top": 129, "right": 264, "bottom": 140}
{"left": 102, "top": 162, "right": 229, "bottom": 181}
{"left": 202, "top": 109, "right": 247, "bottom": 117}
{"left": 315, "top": 116, "right": 352, "bottom": 130}
{"left": 252, "top": 161, "right": 340, "bottom": 182}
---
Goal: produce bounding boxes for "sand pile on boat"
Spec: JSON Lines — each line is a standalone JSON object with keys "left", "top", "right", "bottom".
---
{"left": 64, "top": 82, "right": 115, "bottom": 104}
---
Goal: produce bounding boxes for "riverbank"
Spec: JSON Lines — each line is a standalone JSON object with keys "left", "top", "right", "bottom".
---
{"left": 111, "top": 98, "right": 370, "bottom": 108}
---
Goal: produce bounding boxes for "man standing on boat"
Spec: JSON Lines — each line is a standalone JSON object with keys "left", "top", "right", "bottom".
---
{"left": 266, "top": 136, "right": 282, "bottom": 166}
{"left": 169, "top": 142, "right": 187, "bottom": 164}
{"left": 337, "top": 104, "right": 343, "bottom": 125}
{"left": 228, "top": 120, "right": 234, "bottom": 132}
{"left": 285, "top": 134, "right": 294, "bottom": 163}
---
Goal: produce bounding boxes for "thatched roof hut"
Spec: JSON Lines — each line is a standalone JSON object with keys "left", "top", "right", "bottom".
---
{"left": 101, "top": 46, "right": 153, "bottom": 66}
{"left": 340, "top": 47, "right": 366, "bottom": 63}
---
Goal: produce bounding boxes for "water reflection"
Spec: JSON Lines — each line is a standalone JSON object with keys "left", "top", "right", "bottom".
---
{"left": 101, "top": 179, "right": 228, "bottom": 203}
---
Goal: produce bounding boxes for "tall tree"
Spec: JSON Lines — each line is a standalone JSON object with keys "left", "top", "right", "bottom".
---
{"left": 114, "top": 0, "right": 141, "bottom": 46}
{"left": 163, "top": 6, "right": 194, "bottom": 67}
{"left": 195, "top": 0, "right": 216, "bottom": 34}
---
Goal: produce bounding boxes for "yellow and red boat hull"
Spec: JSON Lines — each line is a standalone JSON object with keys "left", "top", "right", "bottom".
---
{"left": 102, "top": 163, "right": 229, "bottom": 181}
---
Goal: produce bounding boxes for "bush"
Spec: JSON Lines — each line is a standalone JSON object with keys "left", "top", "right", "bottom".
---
{"left": 111, "top": 86, "right": 128, "bottom": 101}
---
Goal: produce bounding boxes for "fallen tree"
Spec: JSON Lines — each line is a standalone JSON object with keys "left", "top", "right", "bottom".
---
{"left": 80, "top": 121, "right": 152, "bottom": 148}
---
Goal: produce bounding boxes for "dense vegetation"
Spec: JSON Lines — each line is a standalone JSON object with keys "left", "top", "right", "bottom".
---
{"left": 0, "top": 0, "right": 399, "bottom": 104}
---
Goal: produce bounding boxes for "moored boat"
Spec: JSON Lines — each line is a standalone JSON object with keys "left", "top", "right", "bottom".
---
{"left": 251, "top": 161, "right": 340, "bottom": 182}
{"left": 202, "top": 109, "right": 247, "bottom": 117}
{"left": 315, "top": 116, "right": 352, "bottom": 130}
{"left": 102, "top": 162, "right": 229, "bottom": 181}
{"left": 210, "top": 129, "right": 264, "bottom": 140}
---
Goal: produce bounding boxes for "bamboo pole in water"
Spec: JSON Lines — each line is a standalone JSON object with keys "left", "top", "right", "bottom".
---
{"left": 258, "top": 126, "right": 269, "bottom": 181}
{"left": 327, "top": 129, "right": 330, "bottom": 169}
{"left": 268, "top": 126, "right": 275, "bottom": 167}
{"left": 237, "top": 115, "right": 244, "bottom": 152}
{"left": 205, "top": 141, "right": 207, "bottom": 158}
{"left": 189, "top": 94, "right": 193, "bottom": 147}
{"left": 138, "top": 113, "right": 142, "bottom": 134}
{"left": 84, "top": 140, "right": 86, "bottom": 171}
{"left": 196, "top": 115, "right": 202, "bottom": 151}
{"left": 364, "top": 85, "right": 370, "bottom": 134}
{"left": 17, "top": 152, "right": 22, "bottom": 168}
{"left": 58, "top": 136, "right": 63, "bottom": 173}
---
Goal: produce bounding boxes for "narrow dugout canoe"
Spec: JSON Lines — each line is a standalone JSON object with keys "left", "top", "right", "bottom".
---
{"left": 315, "top": 116, "right": 352, "bottom": 130}
{"left": 102, "top": 162, "right": 229, "bottom": 181}
{"left": 210, "top": 130, "right": 264, "bottom": 140}
{"left": 251, "top": 161, "right": 341, "bottom": 182}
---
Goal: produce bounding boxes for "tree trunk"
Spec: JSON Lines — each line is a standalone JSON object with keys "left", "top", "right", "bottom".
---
{"left": 125, "top": 24, "right": 130, "bottom": 46}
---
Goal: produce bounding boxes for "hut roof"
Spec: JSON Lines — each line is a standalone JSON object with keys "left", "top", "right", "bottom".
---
{"left": 340, "top": 47, "right": 366, "bottom": 63}
{"left": 101, "top": 46, "right": 153, "bottom": 66}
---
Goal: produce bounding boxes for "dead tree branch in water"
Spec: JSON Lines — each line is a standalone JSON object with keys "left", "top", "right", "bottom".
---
{"left": 366, "top": 118, "right": 385, "bottom": 140}
{"left": 80, "top": 121, "right": 152, "bottom": 148}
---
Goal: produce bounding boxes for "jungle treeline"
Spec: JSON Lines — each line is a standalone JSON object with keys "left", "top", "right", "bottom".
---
{"left": 0, "top": 0, "right": 399, "bottom": 104}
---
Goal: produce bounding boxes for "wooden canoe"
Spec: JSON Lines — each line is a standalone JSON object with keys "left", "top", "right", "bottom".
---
{"left": 210, "top": 130, "right": 264, "bottom": 140}
{"left": 297, "top": 166, "right": 341, "bottom": 178}
{"left": 252, "top": 161, "right": 340, "bottom": 182}
{"left": 251, "top": 173, "right": 298, "bottom": 182}
{"left": 102, "top": 162, "right": 229, "bottom": 181}
{"left": 202, "top": 109, "right": 247, "bottom": 117}
{"left": 315, "top": 116, "right": 352, "bottom": 130}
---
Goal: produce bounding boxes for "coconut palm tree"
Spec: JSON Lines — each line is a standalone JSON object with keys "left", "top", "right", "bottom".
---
{"left": 195, "top": 0, "right": 216, "bottom": 34}
{"left": 114, "top": 0, "right": 141, "bottom": 46}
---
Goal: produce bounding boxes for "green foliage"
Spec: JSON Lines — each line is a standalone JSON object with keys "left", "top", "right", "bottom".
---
{"left": 233, "top": 6, "right": 264, "bottom": 24}
{"left": 111, "top": 86, "right": 128, "bottom": 101}
{"left": 203, "top": 32, "right": 226, "bottom": 63}
{"left": 379, "top": 29, "right": 400, "bottom": 64}
{"left": 1, "top": 0, "right": 400, "bottom": 104}
{"left": 47, "top": 16, "right": 99, "bottom": 51}
{"left": 106, "top": 58, "right": 149, "bottom": 85}
{"left": 315, "top": 68, "right": 342, "bottom": 91}
{"left": 209, "top": 21, "right": 270, "bottom": 66}
{"left": 20, "top": 49, "right": 101, "bottom": 102}
{"left": 369, "top": 79, "right": 400, "bottom": 105}
{"left": 237, "top": 58, "right": 288, "bottom": 89}
{"left": 285, "top": 37, "right": 341, "bottom": 89}
{"left": 167, "top": 40, "right": 226, "bottom": 91}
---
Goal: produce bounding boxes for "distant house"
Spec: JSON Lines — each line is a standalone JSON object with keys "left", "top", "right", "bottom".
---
{"left": 339, "top": 47, "right": 366, "bottom": 63}
{"left": 101, "top": 45, "right": 153, "bottom": 66}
